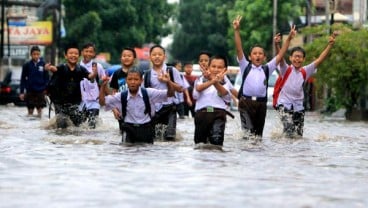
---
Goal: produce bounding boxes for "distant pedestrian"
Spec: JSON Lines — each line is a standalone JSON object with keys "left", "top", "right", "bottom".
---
{"left": 182, "top": 62, "right": 195, "bottom": 117}
{"left": 20, "top": 46, "right": 49, "bottom": 118}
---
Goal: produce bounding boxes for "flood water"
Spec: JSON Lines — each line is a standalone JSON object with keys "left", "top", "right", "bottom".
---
{"left": 0, "top": 105, "right": 367, "bottom": 208}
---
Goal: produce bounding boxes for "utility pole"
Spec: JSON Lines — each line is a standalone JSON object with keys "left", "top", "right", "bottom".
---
{"left": 272, "top": 0, "right": 277, "bottom": 56}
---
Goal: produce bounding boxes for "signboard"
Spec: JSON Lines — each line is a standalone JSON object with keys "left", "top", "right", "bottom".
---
{"left": 4, "top": 21, "right": 53, "bottom": 45}
{"left": 2, "top": 45, "right": 29, "bottom": 58}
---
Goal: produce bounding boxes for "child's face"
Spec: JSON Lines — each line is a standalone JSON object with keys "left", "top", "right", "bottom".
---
{"left": 81, "top": 46, "right": 95, "bottom": 62}
{"left": 31, "top": 51, "right": 41, "bottom": 62}
{"left": 121, "top": 50, "right": 135, "bottom": 67}
{"left": 64, "top": 48, "right": 80, "bottom": 65}
{"left": 184, "top": 64, "right": 193, "bottom": 75}
{"left": 150, "top": 47, "right": 166, "bottom": 67}
{"left": 198, "top": 54, "right": 210, "bottom": 70}
{"left": 208, "top": 58, "right": 226, "bottom": 76}
{"left": 126, "top": 72, "right": 143, "bottom": 93}
{"left": 249, "top": 47, "right": 266, "bottom": 66}
{"left": 289, "top": 51, "right": 305, "bottom": 68}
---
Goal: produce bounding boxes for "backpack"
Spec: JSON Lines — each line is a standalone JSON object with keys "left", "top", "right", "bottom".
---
{"left": 237, "top": 63, "right": 269, "bottom": 99}
{"left": 273, "top": 66, "right": 306, "bottom": 109}
{"left": 144, "top": 66, "right": 174, "bottom": 88}
{"left": 121, "top": 88, "right": 151, "bottom": 120}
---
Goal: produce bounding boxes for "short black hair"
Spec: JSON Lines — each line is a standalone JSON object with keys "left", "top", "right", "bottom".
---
{"left": 122, "top": 47, "right": 137, "bottom": 58}
{"left": 30, "top": 46, "right": 40, "bottom": 54}
{"left": 149, "top": 44, "right": 165, "bottom": 54}
{"left": 209, "top": 54, "right": 228, "bottom": 68}
{"left": 127, "top": 66, "right": 143, "bottom": 78}
{"left": 82, "top": 42, "right": 96, "bottom": 51}
{"left": 198, "top": 50, "right": 212, "bottom": 59}
{"left": 290, "top": 46, "right": 306, "bottom": 58}
{"left": 249, "top": 44, "right": 265, "bottom": 55}
{"left": 64, "top": 42, "right": 79, "bottom": 54}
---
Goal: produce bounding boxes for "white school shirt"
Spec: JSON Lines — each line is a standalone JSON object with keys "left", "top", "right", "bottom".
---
{"left": 174, "top": 74, "right": 190, "bottom": 103}
{"left": 238, "top": 55, "right": 277, "bottom": 97}
{"left": 277, "top": 62, "right": 316, "bottom": 111}
{"left": 104, "top": 87, "right": 169, "bottom": 124}
{"left": 79, "top": 60, "right": 105, "bottom": 110}
{"left": 143, "top": 64, "right": 184, "bottom": 111}
{"left": 193, "top": 76, "right": 232, "bottom": 111}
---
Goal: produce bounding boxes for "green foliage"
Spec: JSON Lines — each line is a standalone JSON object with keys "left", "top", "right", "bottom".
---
{"left": 303, "top": 24, "right": 368, "bottom": 112}
{"left": 61, "top": 0, "right": 174, "bottom": 62}
{"left": 170, "top": 0, "right": 235, "bottom": 63}
{"left": 227, "top": 0, "right": 305, "bottom": 60}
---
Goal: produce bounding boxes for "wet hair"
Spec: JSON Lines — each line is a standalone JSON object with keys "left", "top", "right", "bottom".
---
{"left": 198, "top": 51, "right": 212, "bottom": 59}
{"left": 64, "top": 42, "right": 79, "bottom": 54}
{"left": 127, "top": 66, "right": 143, "bottom": 78}
{"left": 122, "top": 47, "right": 137, "bottom": 58}
{"left": 149, "top": 44, "right": 165, "bottom": 54}
{"left": 30, "top": 46, "right": 40, "bottom": 54}
{"left": 209, "top": 54, "right": 228, "bottom": 68}
{"left": 81, "top": 42, "right": 96, "bottom": 51}
{"left": 290, "top": 46, "right": 306, "bottom": 58}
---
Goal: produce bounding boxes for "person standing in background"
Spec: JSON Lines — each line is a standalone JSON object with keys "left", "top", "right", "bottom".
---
{"left": 182, "top": 62, "right": 196, "bottom": 117}
{"left": 20, "top": 46, "right": 49, "bottom": 118}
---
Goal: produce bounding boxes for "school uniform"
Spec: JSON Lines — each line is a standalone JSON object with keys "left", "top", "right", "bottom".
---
{"left": 80, "top": 60, "right": 105, "bottom": 128}
{"left": 144, "top": 64, "right": 184, "bottom": 140}
{"left": 20, "top": 58, "right": 49, "bottom": 109}
{"left": 183, "top": 74, "right": 197, "bottom": 117}
{"left": 51, "top": 64, "right": 91, "bottom": 128}
{"left": 192, "top": 76, "right": 232, "bottom": 146}
{"left": 104, "top": 87, "right": 169, "bottom": 143}
{"left": 237, "top": 54, "right": 277, "bottom": 137}
{"left": 276, "top": 63, "right": 316, "bottom": 136}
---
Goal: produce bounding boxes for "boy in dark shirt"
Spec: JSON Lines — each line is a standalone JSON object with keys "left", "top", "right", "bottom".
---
{"left": 20, "top": 46, "right": 49, "bottom": 118}
{"left": 45, "top": 43, "right": 97, "bottom": 128}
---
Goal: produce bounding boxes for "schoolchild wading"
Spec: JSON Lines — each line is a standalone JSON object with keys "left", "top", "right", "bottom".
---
{"left": 144, "top": 45, "right": 184, "bottom": 140}
{"left": 193, "top": 55, "right": 233, "bottom": 146}
{"left": 45, "top": 44, "right": 97, "bottom": 129}
{"left": 233, "top": 15, "right": 296, "bottom": 138}
{"left": 99, "top": 68, "right": 175, "bottom": 144}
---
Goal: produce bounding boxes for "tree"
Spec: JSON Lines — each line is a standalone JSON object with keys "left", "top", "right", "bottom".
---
{"left": 61, "top": 0, "right": 174, "bottom": 62}
{"left": 227, "top": 0, "right": 305, "bottom": 61}
{"left": 303, "top": 24, "right": 368, "bottom": 120}
{"left": 170, "top": 0, "right": 235, "bottom": 64}
{"left": 171, "top": 0, "right": 305, "bottom": 65}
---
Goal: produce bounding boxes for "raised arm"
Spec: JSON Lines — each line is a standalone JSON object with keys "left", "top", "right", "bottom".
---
{"left": 276, "top": 25, "right": 296, "bottom": 65}
{"left": 274, "top": 33, "right": 286, "bottom": 67}
{"left": 313, "top": 33, "right": 336, "bottom": 67}
{"left": 233, "top": 15, "right": 245, "bottom": 61}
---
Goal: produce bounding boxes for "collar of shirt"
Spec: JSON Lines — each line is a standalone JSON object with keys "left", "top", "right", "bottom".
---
{"left": 251, "top": 64, "right": 263, "bottom": 70}
{"left": 127, "top": 88, "right": 142, "bottom": 101}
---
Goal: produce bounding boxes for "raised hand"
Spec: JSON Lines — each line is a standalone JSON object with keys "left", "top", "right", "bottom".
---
{"left": 232, "top": 15, "right": 242, "bottom": 30}
{"left": 274, "top": 33, "right": 282, "bottom": 44}
{"left": 288, "top": 24, "right": 297, "bottom": 40}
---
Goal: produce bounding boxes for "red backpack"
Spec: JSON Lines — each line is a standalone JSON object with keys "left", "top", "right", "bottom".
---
{"left": 273, "top": 66, "right": 306, "bottom": 109}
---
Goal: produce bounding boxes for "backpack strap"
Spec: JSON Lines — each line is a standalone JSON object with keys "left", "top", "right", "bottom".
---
{"left": 144, "top": 70, "right": 151, "bottom": 88}
{"left": 121, "top": 88, "right": 151, "bottom": 121}
{"left": 141, "top": 88, "right": 151, "bottom": 118}
{"left": 237, "top": 63, "right": 269, "bottom": 99}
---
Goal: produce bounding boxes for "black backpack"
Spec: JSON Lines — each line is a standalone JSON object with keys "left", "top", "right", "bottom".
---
{"left": 237, "top": 63, "right": 269, "bottom": 99}
{"left": 144, "top": 66, "right": 174, "bottom": 88}
{"left": 121, "top": 88, "right": 151, "bottom": 120}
